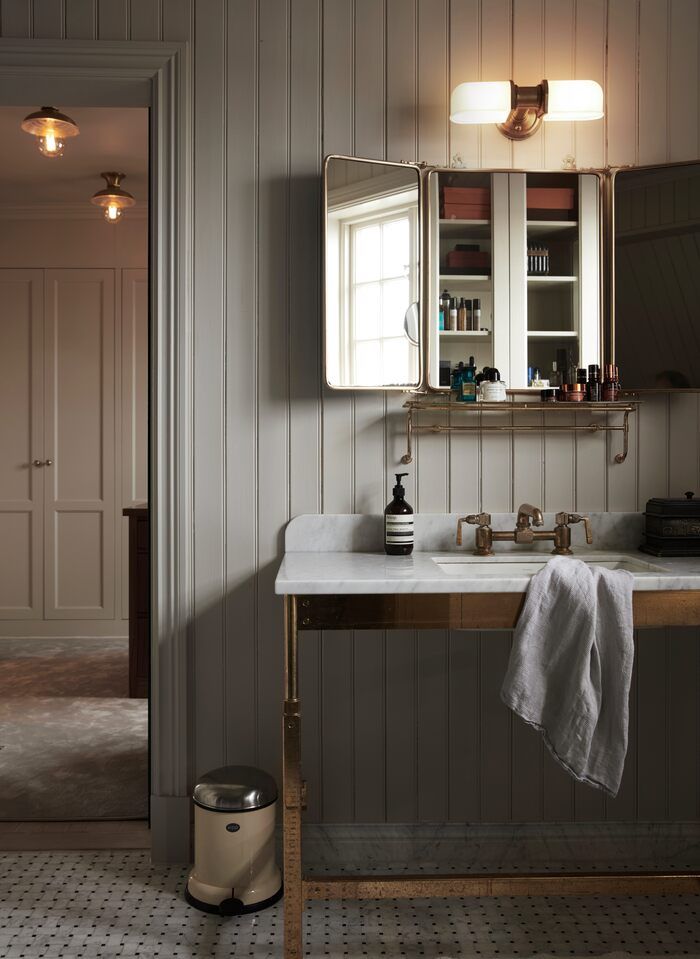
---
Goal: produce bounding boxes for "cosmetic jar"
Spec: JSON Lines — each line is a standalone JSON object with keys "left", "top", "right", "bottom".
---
{"left": 560, "top": 383, "right": 586, "bottom": 402}
{"left": 540, "top": 388, "right": 557, "bottom": 402}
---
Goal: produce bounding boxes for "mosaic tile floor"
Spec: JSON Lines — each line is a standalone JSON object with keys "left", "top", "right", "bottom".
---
{"left": 1, "top": 851, "right": 700, "bottom": 958}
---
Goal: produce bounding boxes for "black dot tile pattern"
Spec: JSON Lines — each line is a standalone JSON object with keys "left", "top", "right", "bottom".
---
{"left": 0, "top": 851, "right": 699, "bottom": 958}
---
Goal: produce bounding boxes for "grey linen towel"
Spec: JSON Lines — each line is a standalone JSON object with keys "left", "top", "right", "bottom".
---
{"left": 500, "top": 555, "right": 634, "bottom": 797}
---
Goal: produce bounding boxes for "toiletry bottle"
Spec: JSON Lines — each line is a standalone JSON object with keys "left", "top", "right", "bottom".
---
{"left": 465, "top": 298, "right": 473, "bottom": 331}
{"left": 602, "top": 363, "right": 620, "bottom": 401}
{"left": 440, "top": 289, "right": 452, "bottom": 325}
{"left": 473, "top": 298, "right": 481, "bottom": 331}
{"left": 384, "top": 473, "right": 414, "bottom": 556}
{"left": 438, "top": 302, "right": 445, "bottom": 331}
{"left": 460, "top": 355, "right": 477, "bottom": 403}
{"left": 451, "top": 361, "right": 465, "bottom": 395}
{"left": 449, "top": 297, "right": 458, "bottom": 332}
{"left": 457, "top": 297, "right": 467, "bottom": 331}
{"left": 587, "top": 364, "right": 601, "bottom": 402}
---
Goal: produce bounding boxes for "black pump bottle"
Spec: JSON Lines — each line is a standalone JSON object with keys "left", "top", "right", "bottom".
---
{"left": 384, "top": 473, "right": 414, "bottom": 555}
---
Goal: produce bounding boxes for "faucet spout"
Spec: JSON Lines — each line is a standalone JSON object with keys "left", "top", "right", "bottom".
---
{"left": 516, "top": 503, "right": 544, "bottom": 529}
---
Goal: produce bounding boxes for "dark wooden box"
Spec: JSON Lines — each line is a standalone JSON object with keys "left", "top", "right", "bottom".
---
{"left": 640, "top": 492, "right": 700, "bottom": 556}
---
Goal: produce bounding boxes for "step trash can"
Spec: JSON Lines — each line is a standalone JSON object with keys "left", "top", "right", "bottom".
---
{"left": 185, "top": 764, "right": 283, "bottom": 916}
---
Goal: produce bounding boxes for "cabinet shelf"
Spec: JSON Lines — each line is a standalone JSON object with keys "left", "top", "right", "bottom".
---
{"left": 527, "top": 220, "right": 578, "bottom": 236}
{"left": 439, "top": 330, "right": 492, "bottom": 341}
{"left": 400, "top": 397, "right": 637, "bottom": 466}
{"left": 439, "top": 274, "right": 491, "bottom": 284}
{"left": 439, "top": 219, "right": 491, "bottom": 238}
{"left": 527, "top": 275, "right": 577, "bottom": 287}
{"left": 527, "top": 330, "right": 578, "bottom": 339}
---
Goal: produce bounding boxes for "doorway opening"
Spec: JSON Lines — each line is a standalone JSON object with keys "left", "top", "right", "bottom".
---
{"left": 0, "top": 105, "right": 150, "bottom": 828}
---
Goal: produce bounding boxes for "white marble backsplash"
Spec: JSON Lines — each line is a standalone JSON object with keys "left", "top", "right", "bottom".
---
{"left": 285, "top": 512, "right": 645, "bottom": 553}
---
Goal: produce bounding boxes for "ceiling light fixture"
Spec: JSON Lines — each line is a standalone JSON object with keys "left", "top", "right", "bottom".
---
{"left": 90, "top": 172, "right": 136, "bottom": 224}
{"left": 450, "top": 80, "right": 604, "bottom": 140}
{"left": 21, "top": 106, "right": 79, "bottom": 158}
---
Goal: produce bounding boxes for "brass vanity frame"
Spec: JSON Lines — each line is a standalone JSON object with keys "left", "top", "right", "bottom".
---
{"left": 282, "top": 589, "right": 700, "bottom": 959}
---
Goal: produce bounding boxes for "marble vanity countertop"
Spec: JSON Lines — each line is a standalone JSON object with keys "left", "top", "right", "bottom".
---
{"left": 275, "top": 513, "right": 700, "bottom": 595}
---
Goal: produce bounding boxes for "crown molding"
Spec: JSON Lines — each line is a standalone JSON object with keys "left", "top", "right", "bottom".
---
{"left": 0, "top": 203, "right": 148, "bottom": 221}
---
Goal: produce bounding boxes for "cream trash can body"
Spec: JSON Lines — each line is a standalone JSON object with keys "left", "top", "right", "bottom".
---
{"left": 185, "top": 765, "right": 283, "bottom": 916}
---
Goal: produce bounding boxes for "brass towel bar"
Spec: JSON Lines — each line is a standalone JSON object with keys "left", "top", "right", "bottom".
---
{"left": 400, "top": 398, "right": 637, "bottom": 466}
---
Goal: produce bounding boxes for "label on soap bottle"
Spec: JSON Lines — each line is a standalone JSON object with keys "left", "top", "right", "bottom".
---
{"left": 385, "top": 514, "right": 414, "bottom": 546}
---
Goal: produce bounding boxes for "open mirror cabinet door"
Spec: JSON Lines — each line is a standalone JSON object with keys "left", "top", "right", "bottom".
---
{"left": 609, "top": 159, "right": 700, "bottom": 392}
{"left": 324, "top": 155, "right": 700, "bottom": 393}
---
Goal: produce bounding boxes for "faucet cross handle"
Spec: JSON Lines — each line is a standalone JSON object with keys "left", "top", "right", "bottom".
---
{"left": 456, "top": 512, "right": 491, "bottom": 546}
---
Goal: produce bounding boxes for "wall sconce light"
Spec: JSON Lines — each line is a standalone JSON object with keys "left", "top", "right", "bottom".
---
{"left": 450, "top": 80, "right": 603, "bottom": 140}
{"left": 21, "top": 106, "right": 80, "bottom": 158}
{"left": 90, "top": 172, "right": 136, "bottom": 224}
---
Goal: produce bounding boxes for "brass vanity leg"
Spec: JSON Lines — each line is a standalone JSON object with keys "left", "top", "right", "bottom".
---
{"left": 283, "top": 595, "right": 303, "bottom": 959}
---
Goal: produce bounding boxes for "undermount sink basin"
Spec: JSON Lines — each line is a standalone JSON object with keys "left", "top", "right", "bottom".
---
{"left": 432, "top": 553, "right": 665, "bottom": 577}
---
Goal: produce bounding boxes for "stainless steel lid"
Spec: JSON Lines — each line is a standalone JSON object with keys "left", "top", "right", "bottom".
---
{"left": 193, "top": 765, "right": 278, "bottom": 812}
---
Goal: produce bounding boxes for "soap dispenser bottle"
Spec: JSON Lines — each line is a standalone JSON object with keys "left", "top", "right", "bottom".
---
{"left": 384, "top": 473, "right": 414, "bottom": 555}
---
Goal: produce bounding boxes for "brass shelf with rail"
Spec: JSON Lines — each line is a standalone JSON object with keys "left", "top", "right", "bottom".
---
{"left": 400, "top": 397, "right": 638, "bottom": 466}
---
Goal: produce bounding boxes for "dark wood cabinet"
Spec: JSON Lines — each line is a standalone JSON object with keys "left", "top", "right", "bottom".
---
{"left": 123, "top": 507, "right": 150, "bottom": 698}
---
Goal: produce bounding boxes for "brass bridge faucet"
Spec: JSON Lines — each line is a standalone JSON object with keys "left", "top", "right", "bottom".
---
{"left": 456, "top": 504, "right": 593, "bottom": 556}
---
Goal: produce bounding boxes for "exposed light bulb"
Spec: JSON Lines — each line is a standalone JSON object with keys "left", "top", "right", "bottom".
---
{"left": 38, "top": 131, "right": 64, "bottom": 158}
{"left": 105, "top": 203, "right": 122, "bottom": 223}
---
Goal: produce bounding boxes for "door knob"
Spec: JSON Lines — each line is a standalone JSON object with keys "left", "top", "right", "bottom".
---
{"left": 33, "top": 459, "right": 43, "bottom": 467}
{"left": 44, "top": 460, "right": 53, "bottom": 466}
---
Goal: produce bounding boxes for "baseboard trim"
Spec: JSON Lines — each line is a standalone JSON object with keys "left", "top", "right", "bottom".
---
{"left": 150, "top": 794, "right": 191, "bottom": 863}
{"left": 0, "top": 624, "right": 128, "bottom": 638}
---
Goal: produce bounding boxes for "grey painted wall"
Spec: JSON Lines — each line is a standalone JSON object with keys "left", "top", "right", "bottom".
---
{"left": 4, "top": 0, "right": 700, "bottom": 824}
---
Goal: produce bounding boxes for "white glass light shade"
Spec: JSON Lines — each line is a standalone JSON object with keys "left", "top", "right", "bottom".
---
{"left": 545, "top": 80, "right": 604, "bottom": 121}
{"left": 450, "top": 81, "right": 512, "bottom": 124}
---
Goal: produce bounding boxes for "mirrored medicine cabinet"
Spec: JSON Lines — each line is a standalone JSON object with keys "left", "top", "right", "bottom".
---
{"left": 324, "top": 154, "right": 700, "bottom": 393}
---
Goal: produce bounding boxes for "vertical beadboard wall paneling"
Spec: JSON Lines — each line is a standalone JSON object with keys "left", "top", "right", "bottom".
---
{"left": 0, "top": 0, "right": 31, "bottom": 36}
{"left": 384, "top": 0, "right": 419, "bottom": 824}
{"left": 638, "top": 0, "right": 669, "bottom": 166}
{"left": 415, "top": 0, "right": 450, "bottom": 824}
{"left": 161, "top": 0, "right": 189, "bottom": 42}
{"left": 320, "top": 0, "right": 355, "bottom": 823}
{"left": 129, "top": 0, "right": 160, "bottom": 41}
{"left": 448, "top": 0, "right": 480, "bottom": 170}
{"left": 350, "top": 0, "right": 387, "bottom": 824}
{"left": 255, "top": 0, "right": 290, "bottom": 791}
{"left": 224, "top": 0, "right": 258, "bottom": 775}
{"left": 97, "top": 0, "right": 127, "bottom": 39}
{"left": 573, "top": 0, "right": 606, "bottom": 169}
{"left": 65, "top": 0, "right": 96, "bottom": 39}
{"left": 479, "top": 0, "right": 512, "bottom": 168}
{"left": 668, "top": 628, "right": 700, "bottom": 820}
{"left": 606, "top": 0, "right": 639, "bottom": 168}
{"left": 192, "top": 0, "right": 226, "bottom": 778}
{"left": 32, "top": 0, "right": 63, "bottom": 38}
{"left": 290, "top": 0, "right": 323, "bottom": 823}
{"left": 668, "top": 0, "right": 699, "bottom": 161}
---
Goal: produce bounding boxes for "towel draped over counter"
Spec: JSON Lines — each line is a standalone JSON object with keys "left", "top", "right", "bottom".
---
{"left": 501, "top": 555, "right": 634, "bottom": 797}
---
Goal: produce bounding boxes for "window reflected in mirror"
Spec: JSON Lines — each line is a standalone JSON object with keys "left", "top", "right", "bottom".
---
{"left": 615, "top": 162, "right": 700, "bottom": 389}
{"left": 325, "top": 157, "right": 420, "bottom": 389}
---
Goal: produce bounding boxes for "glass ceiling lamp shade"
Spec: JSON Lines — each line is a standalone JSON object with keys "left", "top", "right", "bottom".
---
{"left": 90, "top": 172, "right": 136, "bottom": 224}
{"left": 21, "top": 106, "right": 79, "bottom": 158}
{"left": 450, "top": 80, "right": 604, "bottom": 139}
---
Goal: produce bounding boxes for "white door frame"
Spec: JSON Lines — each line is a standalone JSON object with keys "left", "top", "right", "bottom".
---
{"left": 0, "top": 40, "right": 194, "bottom": 862}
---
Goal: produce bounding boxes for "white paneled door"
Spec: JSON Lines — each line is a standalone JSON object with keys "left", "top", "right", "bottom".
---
{"left": 0, "top": 270, "right": 44, "bottom": 618}
{"left": 43, "top": 270, "right": 116, "bottom": 620}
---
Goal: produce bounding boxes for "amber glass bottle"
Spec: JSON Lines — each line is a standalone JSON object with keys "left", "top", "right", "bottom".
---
{"left": 384, "top": 473, "right": 414, "bottom": 555}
